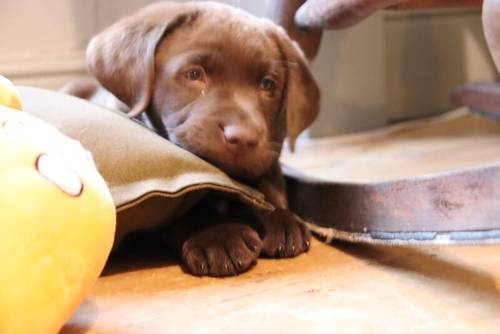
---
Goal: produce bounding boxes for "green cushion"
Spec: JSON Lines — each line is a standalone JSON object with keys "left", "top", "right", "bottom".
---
{"left": 19, "top": 87, "right": 272, "bottom": 241}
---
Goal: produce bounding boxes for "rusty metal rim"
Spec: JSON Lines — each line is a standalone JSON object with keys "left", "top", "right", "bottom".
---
{"left": 285, "top": 160, "right": 500, "bottom": 243}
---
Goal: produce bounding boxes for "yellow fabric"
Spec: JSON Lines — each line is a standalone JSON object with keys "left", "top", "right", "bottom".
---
{"left": 0, "top": 106, "right": 115, "bottom": 334}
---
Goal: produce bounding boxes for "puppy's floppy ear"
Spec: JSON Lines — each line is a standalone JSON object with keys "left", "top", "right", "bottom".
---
{"left": 86, "top": 3, "right": 198, "bottom": 117}
{"left": 273, "top": 29, "right": 320, "bottom": 152}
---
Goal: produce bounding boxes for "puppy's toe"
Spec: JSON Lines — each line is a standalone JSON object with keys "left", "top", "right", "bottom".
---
{"left": 205, "top": 245, "right": 237, "bottom": 276}
{"left": 227, "top": 233, "right": 261, "bottom": 272}
{"left": 260, "top": 208, "right": 311, "bottom": 258}
{"left": 181, "top": 223, "right": 262, "bottom": 277}
{"left": 182, "top": 246, "right": 209, "bottom": 276}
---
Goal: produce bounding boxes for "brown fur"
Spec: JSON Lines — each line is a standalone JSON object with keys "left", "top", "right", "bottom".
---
{"left": 75, "top": 1, "right": 320, "bottom": 277}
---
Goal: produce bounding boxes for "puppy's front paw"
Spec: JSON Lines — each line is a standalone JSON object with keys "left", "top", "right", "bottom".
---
{"left": 181, "top": 222, "right": 262, "bottom": 277}
{"left": 260, "top": 208, "right": 311, "bottom": 258}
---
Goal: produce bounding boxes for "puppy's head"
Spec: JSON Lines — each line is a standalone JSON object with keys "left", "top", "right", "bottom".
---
{"left": 87, "top": 2, "right": 320, "bottom": 180}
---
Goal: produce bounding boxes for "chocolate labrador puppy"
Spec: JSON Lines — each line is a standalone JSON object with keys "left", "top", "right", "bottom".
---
{"left": 75, "top": 1, "right": 320, "bottom": 276}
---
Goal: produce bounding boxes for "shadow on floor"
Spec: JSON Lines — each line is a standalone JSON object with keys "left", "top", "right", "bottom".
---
{"left": 103, "top": 230, "right": 178, "bottom": 276}
{"left": 60, "top": 299, "right": 99, "bottom": 334}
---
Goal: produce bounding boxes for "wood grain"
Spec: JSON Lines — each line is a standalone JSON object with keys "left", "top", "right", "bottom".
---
{"left": 61, "top": 238, "right": 500, "bottom": 333}
{"left": 282, "top": 109, "right": 500, "bottom": 183}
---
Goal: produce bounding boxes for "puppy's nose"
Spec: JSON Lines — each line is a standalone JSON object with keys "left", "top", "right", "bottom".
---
{"left": 222, "top": 124, "right": 260, "bottom": 151}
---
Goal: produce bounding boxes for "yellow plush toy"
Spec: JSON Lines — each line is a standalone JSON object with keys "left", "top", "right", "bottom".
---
{"left": 0, "top": 75, "right": 22, "bottom": 110}
{"left": 0, "top": 76, "right": 116, "bottom": 334}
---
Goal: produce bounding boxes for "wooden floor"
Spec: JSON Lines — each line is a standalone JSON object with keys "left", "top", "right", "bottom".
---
{"left": 62, "top": 110, "right": 500, "bottom": 333}
{"left": 282, "top": 110, "right": 500, "bottom": 183}
{"left": 62, "top": 237, "right": 500, "bottom": 333}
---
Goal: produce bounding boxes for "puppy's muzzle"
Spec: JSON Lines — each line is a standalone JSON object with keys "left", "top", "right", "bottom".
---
{"left": 221, "top": 123, "right": 260, "bottom": 152}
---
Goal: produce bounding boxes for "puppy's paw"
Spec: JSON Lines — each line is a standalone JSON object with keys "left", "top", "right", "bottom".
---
{"left": 260, "top": 208, "right": 311, "bottom": 258}
{"left": 181, "top": 222, "right": 262, "bottom": 277}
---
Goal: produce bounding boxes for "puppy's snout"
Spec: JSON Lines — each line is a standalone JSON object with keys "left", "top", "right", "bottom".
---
{"left": 222, "top": 124, "right": 260, "bottom": 151}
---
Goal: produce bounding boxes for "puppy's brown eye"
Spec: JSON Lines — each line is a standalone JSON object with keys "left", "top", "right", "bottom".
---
{"left": 186, "top": 68, "right": 203, "bottom": 81}
{"left": 260, "top": 77, "right": 276, "bottom": 92}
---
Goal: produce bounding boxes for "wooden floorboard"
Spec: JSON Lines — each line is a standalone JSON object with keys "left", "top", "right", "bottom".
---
{"left": 62, "top": 238, "right": 500, "bottom": 333}
{"left": 282, "top": 110, "right": 500, "bottom": 182}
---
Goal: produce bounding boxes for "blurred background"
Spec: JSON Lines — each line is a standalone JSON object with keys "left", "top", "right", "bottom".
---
{"left": 0, "top": 0, "right": 498, "bottom": 136}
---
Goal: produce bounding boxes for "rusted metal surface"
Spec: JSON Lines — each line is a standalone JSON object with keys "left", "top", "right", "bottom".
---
{"left": 265, "top": 0, "right": 323, "bottom": 60}
{"left": 270, "top": 0, "right": 500, "bottom": 243}
{"left": 285, "top": 163, "right": 500, "bottom": 243}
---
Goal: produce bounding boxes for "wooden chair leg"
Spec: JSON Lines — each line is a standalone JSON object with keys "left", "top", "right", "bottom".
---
{"left": 265, "top": 0, "right": 323, "bottom": 61}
